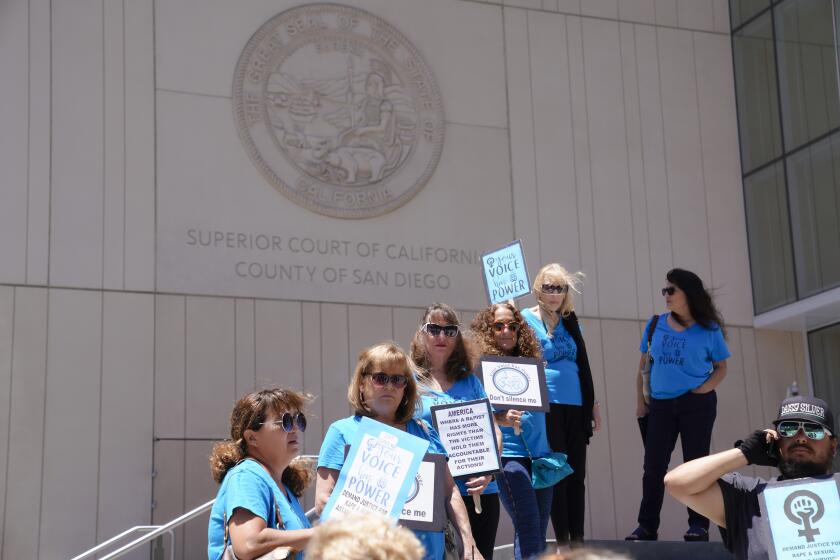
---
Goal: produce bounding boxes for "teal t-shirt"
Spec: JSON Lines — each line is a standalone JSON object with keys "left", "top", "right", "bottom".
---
{"left": 522, "top": 308, "right": 582, "bottom": 405}
{"left": 207, "top": 459, "right": 311, "bottom": 560}
{"left": 641, "top": 313, "right": 731, "bottom": 399}
{"left": 415, "top": 374, "right": 499, "bottom": 496}
{"left": 318, "top": 415, "right": 447, "bottom": 560}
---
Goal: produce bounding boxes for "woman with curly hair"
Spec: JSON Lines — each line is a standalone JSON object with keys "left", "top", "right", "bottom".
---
{"left": 471, "top": 302, "right": 554, "bottom": 560}
{"left": 523, "top": 264, "right": 599, "bottom": 550}
{"left": 411, "top": 303, "right": 501, "bottom": 559}
{"left": 207, "top": 388, "right": 314, "bottom": 560}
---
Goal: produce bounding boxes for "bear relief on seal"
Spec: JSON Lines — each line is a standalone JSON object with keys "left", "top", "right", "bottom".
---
{"left": 233, "top": 4, "right": 445, "bottom": 219}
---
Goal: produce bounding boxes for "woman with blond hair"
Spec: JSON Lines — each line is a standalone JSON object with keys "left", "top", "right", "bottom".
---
{"left": 306, "top": 513, "right": 424, "bottom": 560}
{"left": 315, "top": 341, "right": 483, "bottom": 560}
{"left": 523, "top": 264, "right": 600, "bottom": 549}
{"left": 207, "top": 388, "right": 314, "bottom": 560}
{"left": 411, "top": 303, "right": 501, "bottom": 559}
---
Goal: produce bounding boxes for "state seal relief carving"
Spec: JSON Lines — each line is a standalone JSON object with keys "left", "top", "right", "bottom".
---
{"left": 233, "top": 4, "right": 445, "bottom": 218}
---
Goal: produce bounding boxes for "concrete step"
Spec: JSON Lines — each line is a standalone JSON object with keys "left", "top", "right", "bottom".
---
{"left": 491, "top": 539, "right": 733, "bottom": 559}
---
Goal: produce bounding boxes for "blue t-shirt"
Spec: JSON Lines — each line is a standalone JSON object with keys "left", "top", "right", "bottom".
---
{"left": 415, "top": 374, "right": 499, "bottom": 496}
{"left": 640, "top": 313, "right": 731, "bottom": 399}
{"left": 522, "top": 308, "right": 582, "bottom": 405}
{"left": 318, "top": 415, "right": 447, "bottom": 560}
{"left": 208, "top": 459, "right": 311, "bottom": 560}
{"left": 498, "top": 410, "right": 551, "bottom": 459}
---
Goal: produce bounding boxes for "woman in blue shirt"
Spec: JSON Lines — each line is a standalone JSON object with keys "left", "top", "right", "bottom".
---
{"left": 626, "top": 268, "right": 730, "bottom": 542}
{"left": 471, "top": 302, "right": 553, "bottom": 560}
{"left": 315, "top": 341, "right": 483, "bottom": 560}
{"left": 520, "top": 264, "right": 600, "bottom": 550}
{"left": 207, "top": 388, "right": 313, "bottom": 560}
{"left": 411, "top": 303, "right": 501, "bottom": 559}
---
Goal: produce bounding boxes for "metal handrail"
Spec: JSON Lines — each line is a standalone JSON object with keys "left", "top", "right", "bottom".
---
{"left": 70, "top": 455, "right": 320, "bottom": 560}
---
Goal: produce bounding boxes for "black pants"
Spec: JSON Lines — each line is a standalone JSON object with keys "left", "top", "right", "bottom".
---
{"left": 546, "top": 403, "right": 588, "bottom": 543}
{"left": 638, "top": 390, "right": 717, "bottom": 533}
{"left": 466, "top": 492, "right": 500, "bottom": 560}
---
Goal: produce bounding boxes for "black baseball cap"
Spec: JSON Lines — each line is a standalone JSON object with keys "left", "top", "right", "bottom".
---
{"left": 773, "top": 396, "right": 835, "bottom": 433}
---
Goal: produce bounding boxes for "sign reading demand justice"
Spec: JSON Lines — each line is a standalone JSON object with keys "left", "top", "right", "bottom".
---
{"left": 479, "top": 356, "right": 548, "bottom": 411}
{"left": 760, "top": 475, "right": 840, "bottom": 560}
{"left": 233, "top": 4, "right": 445, "bottom": 219}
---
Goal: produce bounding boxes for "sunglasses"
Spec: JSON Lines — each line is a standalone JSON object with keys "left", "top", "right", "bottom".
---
{"left": 541, "top": 284, "right": 569, "bottom": 294}
{"left": 493, "top": 321, "right": 520, "bottom": 333}
{"left": 365, "top": 372, "right": 409, "bottom": 388}
{"left": 422, "top": 323, "right": 460, "bottom": 338}
{"left": 777, "top": 421, "right": 831, "bottom": 440}
{"left": 260, "top": 412, "right": 307, "bottom": 433}
{"left": 661, "top": 286, "right": 677, "bottom": 296}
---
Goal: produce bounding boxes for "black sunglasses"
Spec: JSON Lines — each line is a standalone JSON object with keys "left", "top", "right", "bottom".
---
{"left": 422, "top": 323, "right": 459, "bottom": 338}
{"left": 260, "top": 412, "right": 307, "bottom": 433}
{"left": 364, "top": 372, "right": 409, "bottom": 388}
{"left": 661, "top": 286, "right": 677, "bottom": 296}
{"left": 541, "top": 284, "right": 569, "bottom": 294}
{"left": 493, "top": 321, "right": 520, "bottom": 333}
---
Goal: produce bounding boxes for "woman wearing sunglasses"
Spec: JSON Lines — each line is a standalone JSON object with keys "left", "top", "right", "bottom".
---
{"left": 520, "top": 264, "right": 599, "bottom": 552}
{"left": 411, "top": 303, "right": 501, "bottom": 559}
{"left": 471, "top": 302, "right": 553, "bottom": 560}
{"left": 315, "top": 341, "right": 483, "bottom": 560}
{"left": 627, "top": 268, "right": 729, "bottom": 542}
{"left": 208, "top": 388, "right": 314, "bottom": 560}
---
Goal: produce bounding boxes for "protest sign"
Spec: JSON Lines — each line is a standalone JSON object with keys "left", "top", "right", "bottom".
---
{"left": 430, "top": 398, "right": 501, "bottom": 479}
{"left": 481, "top": 240, "right": 530, "bottom": 304}
{"left": 479, "top": 356, "right": 548, "bottom": 412}
{"left": 320, "top": 417, "right": 429, "bottom": 522}
{"left": 399, "top": 453, "right": 447, "bottom": 531}
{"left": 760, "top": 474, "right": 840, "bottom": 560}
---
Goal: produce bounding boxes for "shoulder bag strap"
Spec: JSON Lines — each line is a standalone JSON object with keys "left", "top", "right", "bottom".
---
{"left": 647, "top": 314, "right": 660, "bottom": 352}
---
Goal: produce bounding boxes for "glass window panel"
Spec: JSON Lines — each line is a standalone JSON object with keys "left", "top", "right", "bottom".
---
{"left": 730, "top": 0, "right": 770, "bottom": 29}
{"left": 787, "top": 132, "right": 840, "bottom": 296}
{"left": 809, "top": 322, "right": 840, "bottom": 471}
{"left": 775, "top": 0, "right": 840, "bottom": 151}
{"left": 734, "top": 13, "right": 783, "bottom": 173}
{"left": 744, "top": 162, "right": 797, "bottom": 312}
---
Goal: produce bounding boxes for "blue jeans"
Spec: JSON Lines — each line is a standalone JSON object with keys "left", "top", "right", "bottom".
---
{"left": 497, "top": 457, "right": 553, "bottom": 560}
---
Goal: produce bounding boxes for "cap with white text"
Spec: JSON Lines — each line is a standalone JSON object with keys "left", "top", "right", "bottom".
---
{"left": 773, "top": 396, "right": 835, "bottom": 433}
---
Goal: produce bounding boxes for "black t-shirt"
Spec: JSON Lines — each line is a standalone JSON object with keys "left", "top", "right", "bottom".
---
{"left": 718, "top": 472, "right": 773, "bottom": 559}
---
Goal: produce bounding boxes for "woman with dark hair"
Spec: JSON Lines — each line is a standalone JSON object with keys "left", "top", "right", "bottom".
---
{"left": 411, "top": 303, "right": 501, "bottom": 559}
{"left": 207, "top": 388, "right": 314, "bottom": 560}
{"left": 471, "top": 302, "right": 554, "bottom": 560}
{"left": 315, "top": 341, "right": 483, "bottom": 560}
{"left": 626, "top": 268, "right": 730, "bottom": 542}
{"left": 522, "top": 264, "right": 600, "bottom": 550}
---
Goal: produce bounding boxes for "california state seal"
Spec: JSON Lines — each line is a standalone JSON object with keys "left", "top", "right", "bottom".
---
{"left": 233, "top": 4, "right": 445, "bottom": 219}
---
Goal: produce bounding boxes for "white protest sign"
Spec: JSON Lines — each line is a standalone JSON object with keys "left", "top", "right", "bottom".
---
{"left": 479, "top": 356, "right": 549, "bottom": 412}
{"left": 430, "top": 398, "right": 501, "bottom": 478}
{"left": 399, "top": 454, "right": 447, "bottom": 531}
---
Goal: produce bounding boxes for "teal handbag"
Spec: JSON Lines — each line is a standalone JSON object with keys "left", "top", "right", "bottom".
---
{"left": 520, "top": 435, "right": 574, "bottom": 489}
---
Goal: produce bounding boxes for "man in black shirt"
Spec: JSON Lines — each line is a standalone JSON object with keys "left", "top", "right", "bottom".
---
{"left": 664, "top": 395, "right": 838, "bottom": 559}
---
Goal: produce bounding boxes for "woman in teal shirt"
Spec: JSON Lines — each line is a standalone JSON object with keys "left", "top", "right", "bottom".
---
{"left": 207, "top": 388, "right": 313, "bottom": 560}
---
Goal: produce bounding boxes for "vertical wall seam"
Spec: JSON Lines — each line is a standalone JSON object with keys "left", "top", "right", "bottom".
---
{"left": 691, "top": 32, "right": 716, "bottom": 286}
{"left": 565, "top": 16, "right": 583, "bottom": 282}
{"left": 181, "top": 295, "right": 187, "bottom": 555}
{"left": 152, "top": 0, "right": 159, "bottom": 294}
{"left": 122, "top": 0, "right": 127, "bottom": 290}
{"left": 46, "top": 0, "right": 53, "bottom": 288}
{"left": 618, "top": 23, "right": 642, "bottom": 320}
{"left": 25, "top": 0, "right": 31, "bottom": 284}
{"left": 95, "top": 291, "right": 104, "bottom": 543}
{"left": 654, "top": 26, "right": 676, "bottom": 265}
{"left": 233, "top": 299, "right": 238, "bottom": 400}
{"left": 317, "top": 304, "right": 324, "bottom": 441}
{"left": 501, "top": 7, "right": 518, "bottom": 244}
{"left": 1, "top": 288, "right": 17, "bottom": 551}
{"left": 599, "top": 319, "right": 619, "bottom": 538}
{"left": 524, "top": 11, "right": 543, "bottom": 258}
{"left": 36, "top": 288, "right": 51, "bottom": 559}
{"left": 101, "top": 0, "right": 107, "bottom": 291}
{"left": 633, "top": 25, "right": 657, "bottom": 310}
{"left": 150, "top": 295, "right": 157, "bottom": 525}
{"left": 251, "top": 300, "right": 256, "bottom": 390}
{"left": 580, "top": 18, "right": 601, "bottom": 317}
